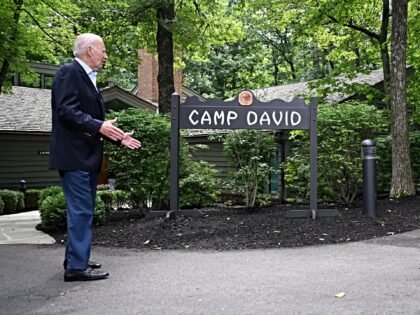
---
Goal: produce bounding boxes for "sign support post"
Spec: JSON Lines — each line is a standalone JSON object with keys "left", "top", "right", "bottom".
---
{"left": 170, "top": 93, "right": 180, "bottom": 212}
{"left": 310, "top": 98, "right": 318, "bottom": 216}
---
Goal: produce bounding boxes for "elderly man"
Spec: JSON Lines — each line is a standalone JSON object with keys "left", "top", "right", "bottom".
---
{"left": 49, "top": 33, "right": 141, "bottom": 282}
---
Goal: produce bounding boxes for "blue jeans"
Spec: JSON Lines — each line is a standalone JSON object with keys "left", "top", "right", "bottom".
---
{"left": 59, "top": 171, "right": 97, "bottom": 270}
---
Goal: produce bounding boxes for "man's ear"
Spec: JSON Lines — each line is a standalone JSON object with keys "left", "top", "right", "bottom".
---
{"left": 87, "top": 46, "right": 94, "bottom": 57}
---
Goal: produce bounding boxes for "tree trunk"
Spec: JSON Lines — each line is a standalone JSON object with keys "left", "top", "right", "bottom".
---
{"left": 156, "top": 0, "right": 175, "bottom": 114}
{"left": 0, "top": 0, "right": 23, "bottom": 93}
{"left": 389, "top": 0, "right": 415, "bottom": 197}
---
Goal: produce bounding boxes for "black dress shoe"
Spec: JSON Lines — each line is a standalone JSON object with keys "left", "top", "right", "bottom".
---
{"left": 63, "top": 260, "right": 102, "bottom": 269}
{"left": 64, "top": 269, "right": 109, "bottom": 282}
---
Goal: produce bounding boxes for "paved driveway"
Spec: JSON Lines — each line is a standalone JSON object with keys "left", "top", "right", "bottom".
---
{"left": 1, "top": 210, "right": 420, "bottom": 314}
{"left": 1, "top": 230, "right": 420, "bottom": 314}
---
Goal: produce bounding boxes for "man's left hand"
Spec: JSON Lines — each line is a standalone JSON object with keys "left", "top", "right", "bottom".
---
{"left": 121, "top": 131, "right": 141, "bottom": 149}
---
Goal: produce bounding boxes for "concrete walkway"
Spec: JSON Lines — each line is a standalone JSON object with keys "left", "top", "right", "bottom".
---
{"left": 0, "top": 210, "right": 55, "bottom": 244}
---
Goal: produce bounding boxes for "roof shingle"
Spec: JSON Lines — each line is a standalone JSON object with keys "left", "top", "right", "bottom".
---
{"left": 0, "top": 86, "right": 52, "bottom": 132}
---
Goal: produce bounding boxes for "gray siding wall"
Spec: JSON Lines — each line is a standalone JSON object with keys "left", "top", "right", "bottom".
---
{"left": 0, "top": 133, "right": 60, "bottom": 189}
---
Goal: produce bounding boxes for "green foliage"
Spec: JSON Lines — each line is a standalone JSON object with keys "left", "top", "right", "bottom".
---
{"left": 184, "top": 37, "right": 275, "bottom": 99}
{"left": 0, "top": 189, "right": 22, "bottom": 213}
{"left": 407, "top": 73, "right": 420, "bottom": 127}
{"left": 39, "top": 192, "right": 67, "bottom": 231}
{"left": 0, "top": 197, "right": 4, "bottom": 214}
{"left": 113, "top": 190, "right": 131, "bottom": 209}
{"left": 72, "top": 0, "right": 143, "bottom": 90}
{"left": 376, "top": 131, "right": 420, "bottom": 193}
{"left": 223, "top": 130, "right": 277, "bottom": 208}
{"left": 96, "top": 190, "right": 115, "bottom": 211}
{"left": 129, "top": 0, "right": 243, "bottom": 56}
{"left": 24, "top": 189, "right": 41, "bottom": 210}
{"left": 285, "top": 102, "right": 388, "bottom": 204}
{"left": 407, "top": 2, "right": 420, "bottom": 128}
{"left": 39, "top": 192, "right": 106, "bottom": 232}
{"left": 97, "top": 189, "right": 130, "bottom": 211}
{"left": 0, "top": 190, "right": 24, "bottom": 213}
{"left": 105, "top": 109, "right": 171, "bottom": 209}
{"left": 16, "top": 191, "right": 24, "bottom": 212}
{"left": 179, "top": 161, "right": 220, "bottom": 209}
{"left": 185, "top": 0, "right": 389, "bottom": 98}
{"left": 0, "top": 0, "right": 78, "bottom": 93}
{"left": 93, "top": 197, "right": 106, "bottom": 225}
{"left": 39, "top": 186, "right": 63, "bottom": 206}
{"left": 105, "top": 109, "right": 221, "bottom": 210}
{"left": 410, "top": 132, "right": 420, "bottom": 187}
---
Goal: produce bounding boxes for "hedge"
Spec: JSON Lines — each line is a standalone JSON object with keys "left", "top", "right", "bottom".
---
{"left": 0, "top": 190, "right": 24, "bottom": 214}
{"left": 39, "top": 192, "right": 106, "bottom": 232}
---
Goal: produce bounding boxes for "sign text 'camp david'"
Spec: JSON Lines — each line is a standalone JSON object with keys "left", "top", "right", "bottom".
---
{"left": 179, "top": 91, "right": 311, "bottom": 130}
{"left": 183, "top": 108, "right": 307, "bottom": 129}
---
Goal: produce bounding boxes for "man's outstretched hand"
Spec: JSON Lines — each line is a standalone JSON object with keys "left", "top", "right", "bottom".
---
{"left": 99, "top": 118, "right": 124, "bottom": 141}
{"left": 121, "top": 131, "right": 141, "bottom": 149}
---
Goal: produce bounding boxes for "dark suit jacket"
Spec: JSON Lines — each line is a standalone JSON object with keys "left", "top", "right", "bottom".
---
{"left": 49, "top": 60, "right": 105, "bottom": 172}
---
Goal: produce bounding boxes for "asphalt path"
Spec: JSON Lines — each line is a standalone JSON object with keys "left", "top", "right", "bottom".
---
{"left": 1, "top": 230, "right": 420, "bottom": 315}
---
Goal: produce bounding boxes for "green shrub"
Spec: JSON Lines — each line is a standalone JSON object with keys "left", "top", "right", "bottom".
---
{"left": 105, "top": 110, "right": 171, "bottom": 209}
{"left": 284, "top": 102, "right": 388, "bottom": 204}
{"left": 16, "top": 192, "right": 24, "bottom": 212}
{"left": 179, "top": 160, "right": 220, "bottom": 208}
{"left": 94, "top": 197, "right": 106, "bottom": 224}
{"left": 39, "top": 192, "right": 106, "bottom": 232}
{"left": 97, "top": 190, "right": 115, "bottom": 211}
{"left": 411, "top": 131, "right": 420, "bottom": 190}
{"left": 0, "top": 197, "right": 4, "bottom": 214}
{"left": 25, "top": 189, "right": 41, "bottom": 210}
{"left": 0, "top": 190, "right": 19, "bottom": 214}
{"left": 223, "top": 130, "right": 278, "bottom": 208}
{"left": 39, "top": 186, "right": 62, "bottom": 206}
{"left": 105, "top": 110, "right": 220, "bottom": 210}
{"left": 40, "top": 192, "right": 67, "bottom": 231}
{"left": 376, "top": 130, "right": 420, "bottom": 193}
{"left": 113, "top": 190, "right": 130, "bottom": 209}
{"left": 97, "top": 190, "right": 131, "bottom": 210}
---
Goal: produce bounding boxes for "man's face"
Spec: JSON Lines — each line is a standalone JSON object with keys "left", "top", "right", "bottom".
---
{"left": 89, "top": 40, "right": 108, "bottom": 71}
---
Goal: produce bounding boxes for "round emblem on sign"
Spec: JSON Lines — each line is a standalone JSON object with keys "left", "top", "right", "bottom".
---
{"left": 239, "top": 90, "right": 253, "bottom": 106}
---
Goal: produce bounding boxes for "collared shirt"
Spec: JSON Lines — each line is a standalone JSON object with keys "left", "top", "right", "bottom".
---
{"left": 75, "top": 57, "right": 97, "bottom": 89}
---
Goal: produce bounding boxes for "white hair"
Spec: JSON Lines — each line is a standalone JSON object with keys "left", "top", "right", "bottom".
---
{"left": 73, "top": 33, "right": 103, "bottom": 57}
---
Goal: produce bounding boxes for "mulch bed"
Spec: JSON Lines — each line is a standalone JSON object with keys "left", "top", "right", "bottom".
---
{"left": 49, "top": 195, "right": 420, "bottom": 250}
